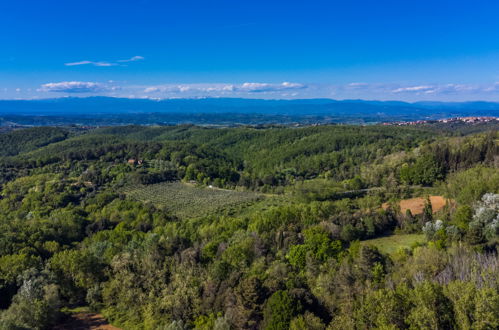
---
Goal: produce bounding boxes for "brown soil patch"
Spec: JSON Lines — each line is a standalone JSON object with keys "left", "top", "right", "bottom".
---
{"left": 53, "top": 313, "right": 120, "bottom": 330}
{"left": 382, "top": 196, "right": 449, "bottom": 215}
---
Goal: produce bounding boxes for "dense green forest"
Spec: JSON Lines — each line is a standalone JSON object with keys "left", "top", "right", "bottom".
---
{"left": 0, "top": 124, "right": 497, "bottom": 329}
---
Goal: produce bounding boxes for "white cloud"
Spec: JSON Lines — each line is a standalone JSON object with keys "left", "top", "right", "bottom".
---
{"left": 143, "top": 84, "right": 232, "bottom": 94}
{"left": 143, "top": 85, "right": 196, "bottom": 93}
{"left": 438, "top": 84, "right": 478, "bottom": 93}
{"left": 65, "top": 61, "right": 93, "bottom": 66}
{"left": 38, "top": 81, "right": 108, "bottom": 93}
{"left": 65, "top": 60, "right": 117, "bottom": 67}
{"left": 30, "top": 81, "right": 499, "bottom": 100}
{"left": 391, "top": 84, "right": 488, "bottom": 95}
{"left": 238, "top": 82, "right": 306, "bottom": 93}
{"left": 141, "top": 82, "right": 307, "bottom": 95}
{"left": 144, "top": 87, "right": 160, "bottom": 93}
{"left": 347, "top": 82, "right": 369, "bottom": 88}
{"left": 483, "top": 83, "right": 499, "bottom": 92}
{"left": 118, "top": 56, "right": 145, "bottom": 63}
{"left": 65, "top": 56, "right": 144, "bottom": 67}
{"left": 324, "top": 82, "right": 499, "bottom": 100}
{"left": 93, "top": 62, "right": 117, "bottom": 67}
{"left": 392, "top": 85, "right": 435, "bottom": 93}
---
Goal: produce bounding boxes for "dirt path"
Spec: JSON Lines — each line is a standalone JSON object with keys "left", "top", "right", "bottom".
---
{"left": 53, "top": 313, "right": 120, "bottom": 330}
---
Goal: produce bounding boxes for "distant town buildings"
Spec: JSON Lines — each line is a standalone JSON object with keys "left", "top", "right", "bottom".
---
{"left": 383, "top": 116, "right": 498, "bottom": 126}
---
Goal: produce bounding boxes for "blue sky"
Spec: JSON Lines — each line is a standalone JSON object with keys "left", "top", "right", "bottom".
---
{"left": 2, "top": 0, "right": 499, "bottom": 101}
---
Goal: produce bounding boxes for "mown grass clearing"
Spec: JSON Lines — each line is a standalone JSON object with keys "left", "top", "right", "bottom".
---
{"left": 122, "top": 181, "right": 263, "bottom": 219}
{"left": 361, "top": 234, "right": 426, "bottom": 255}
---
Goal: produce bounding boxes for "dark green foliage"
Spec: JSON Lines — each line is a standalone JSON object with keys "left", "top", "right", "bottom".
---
{"left": 400, "top": 155, "right": 444, "bottom": 186}
{"left": 263, "top": 290, "right": 301, "bottom": 330}
{"left": 451, "top": 205, "right": 473, "bottom": 231}
{"left": 422, "top": 196, "right": 433, "bottom": 223}
{"left": 0, "top": 127, "right": 69, "bottom": 157}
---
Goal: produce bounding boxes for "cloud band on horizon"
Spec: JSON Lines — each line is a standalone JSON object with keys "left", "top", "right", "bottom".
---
{"left": 143, "top": 82, "right": 307, "bottom": 94}
{"left": 33, "top": 81, "right": 499, "bottom": 101}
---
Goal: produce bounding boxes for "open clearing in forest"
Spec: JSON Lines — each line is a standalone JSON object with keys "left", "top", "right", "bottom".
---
{"left": 54, "top": 312, "right": 120, "bottom": 330}
{"left": 122, "top": 181, "right": 263, "bottom": 218}
{"left": 382, "top": 195, "right": 449, "bottom": 215}
{"left": 361, "top": 234, "right": 426, "bottom": 255}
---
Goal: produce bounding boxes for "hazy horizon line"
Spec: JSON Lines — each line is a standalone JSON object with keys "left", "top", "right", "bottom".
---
{"left": 2, "top": 95, "right": 499, "bottom": 105}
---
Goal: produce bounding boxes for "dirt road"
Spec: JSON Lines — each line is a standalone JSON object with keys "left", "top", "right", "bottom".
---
{"left": 53, "top": 313, "right": 120, "bottom": 330}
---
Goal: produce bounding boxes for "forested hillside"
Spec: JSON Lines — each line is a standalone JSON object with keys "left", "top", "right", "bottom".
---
{"left": 0, "top": 127, "right": 69, "bottom": 157}
{"left": 0, "top": 124, "right": 497, "bottom": 329}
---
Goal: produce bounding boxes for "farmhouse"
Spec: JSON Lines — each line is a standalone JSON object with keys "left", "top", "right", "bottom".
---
{"left": 127, "top": 159, "right": 143, "bottom": 165}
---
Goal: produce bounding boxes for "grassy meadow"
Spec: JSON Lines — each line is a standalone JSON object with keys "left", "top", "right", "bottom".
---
{"left": 361, "top": 233, "right": 426, "bottom": 255}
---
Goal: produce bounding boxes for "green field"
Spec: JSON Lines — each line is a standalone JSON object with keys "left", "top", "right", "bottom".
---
{"left": 122, "top": 181, "right": 263, "bottom": 219}
{"left": 361, "top": 234, "right": 426, "bottom": 255}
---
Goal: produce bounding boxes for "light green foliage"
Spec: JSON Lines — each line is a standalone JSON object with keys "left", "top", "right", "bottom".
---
{"left": 49, "top": 249, "right": 103, "bottom": 289}
{"left": 0, "top": 253, "right": 40, "bottom": 284}
{"left": 287, "top": 226, "right": 342, "bottom": 269}
{"left": 194, "top": 313, "right": 230, "bottom": 330}
{"left": 444, "top": 281, "right": 477, "bottom": 329}
{"left": 221, "top": 233, "right": 257, "bottom": 268}
{"left": 360, "top": 234, "right": 425, "bottom": 255}
{"left": 287, "top": 245, "right": 309, "bottom": 269}
{"left": 472, "top": 287, "right": 499, "bottom": 330}
{"left": 406, "top": 282, "right": 455, "bottom": 329}
{"left": 290, "top": 312, "right": 326, "bottom": 330}
{"left": 444, "top": 166, "right": 499, "bottom": 205}
{"left": 356, "top": 288, "right": 407, "bottom": 329}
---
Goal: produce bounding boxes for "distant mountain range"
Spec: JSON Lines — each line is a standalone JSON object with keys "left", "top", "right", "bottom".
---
{"left": 0, "top": 97, "right": 498, "bottom": 126}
